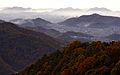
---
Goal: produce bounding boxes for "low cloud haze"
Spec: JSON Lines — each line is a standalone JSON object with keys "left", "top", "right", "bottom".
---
{"left": 87, "top": 7, "right": 111, "bottom": 11}
{"left": 1, "top": 7, "right": 120, "bottom": 23}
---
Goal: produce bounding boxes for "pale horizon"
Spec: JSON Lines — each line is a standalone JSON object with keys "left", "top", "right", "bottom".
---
{"left": 0, "top": 0, "right": 120, "bottom": 11}
{"left": 1, "top": 0, "right": 120, "bottom": 22}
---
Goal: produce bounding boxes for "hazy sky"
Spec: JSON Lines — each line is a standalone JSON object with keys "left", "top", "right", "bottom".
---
{"left": 0, "top": 0, "right": 120, "bottom": 11}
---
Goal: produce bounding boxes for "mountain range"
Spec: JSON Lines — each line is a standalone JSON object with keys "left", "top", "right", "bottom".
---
{"left": 10, "top": 17, "right": 94, "bottom": 43}
{"left": 10, "top": 18, "right": 52, "bottom": 27}
{"left": 56, "top": 14, "right": 120, "bottom": 41}
{"left": 1, "top": 13, "right": 120, "bottom": 75}
{"left": 10, "top": 13, "right": 120, "bottom": 42}
{"left": 59, "top": 13, "right": 120, "bottom": 27}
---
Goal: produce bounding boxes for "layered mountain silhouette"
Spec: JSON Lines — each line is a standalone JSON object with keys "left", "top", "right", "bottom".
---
{"left": 56, "top": 31, "right": 93, "bottom": 42}
{"left": 10, "top": 18, "right": 52, "bottom": 27}
{"left": 11, "top": 17, "right": 94, "bottom": 41}
{"left": 10, "top": 14, "right": 120, "bottom": 42}
{"left": 106, "top": 34, "right": 120, "bottom": 40}
{"left": 10, "top": 18, "right": 63, "bottom": 39}
{"left": 1, "top": 13, "right": 120, "bottom": 75}
{"left": 59, "top": 13, "right": 120, "bottom": 28}
{"left": 0, "top": 22, "right": 61, "bottom": 75}
{"left": 25, "top": 26, "right": 61, "bottom": 38}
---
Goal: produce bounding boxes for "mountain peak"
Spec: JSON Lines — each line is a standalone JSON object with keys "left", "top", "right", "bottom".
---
{"left": 91, "top": 13, "right": 102, "bottom": 16}
{"left": 33, "top": 18, "right": 52, "bottom": 24}
{"left": 34, "top": 18, "right": 44, "bottom": 20}
{"left": 79, "top": 13, "right": 102, "bottom": 18}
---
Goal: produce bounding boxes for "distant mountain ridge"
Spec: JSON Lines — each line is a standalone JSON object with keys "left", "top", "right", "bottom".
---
{"left": 88, "top": 7, "right": 111, "bottom": 11}
{"left": 10, "top": 18, "right": 52, "bottom": 27}
{"left": 33, "top": 14, "right": 118, "bottom": 41}
{"left": 25, "top": 26, "right": 61, "bottom": 38}
{"left": 56, "top": 31, "right": 93, "bottom": 42}
{"left": 59, "top": 13, "right": 120, "bottom": 27}
{"left": 106, "top": 34, "right": 120, "bottom": 40}
{"left": 10, "top": 14, "right": 120, "bottom": 42}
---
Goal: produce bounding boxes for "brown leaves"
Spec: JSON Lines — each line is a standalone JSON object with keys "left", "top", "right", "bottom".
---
{"left": 78, "top": 56, "right": 95, "bottom": 74}
{"left": 74, "top": 48, "right": 85, "bottom": 55}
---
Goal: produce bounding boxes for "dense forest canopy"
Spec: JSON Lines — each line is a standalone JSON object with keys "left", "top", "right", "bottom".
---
{"left": 17, "top": 40, "right": 120, "bottom": 75}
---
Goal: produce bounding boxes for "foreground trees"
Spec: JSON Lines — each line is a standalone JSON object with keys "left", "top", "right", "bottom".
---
{"left": 17, "top": 41, "right": 120, "bottom": 75}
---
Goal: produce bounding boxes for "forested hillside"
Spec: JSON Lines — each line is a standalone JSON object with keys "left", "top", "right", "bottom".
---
{"left": 17, "top": 40, "right": 120, "bottom": 75}
{"left": 0, "top": 22, "right": 61, "bottom": 75}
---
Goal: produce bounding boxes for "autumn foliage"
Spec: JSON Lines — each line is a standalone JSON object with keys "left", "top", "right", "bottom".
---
{"left": 17, "top": 40, "right": 120, "bottom": 75}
